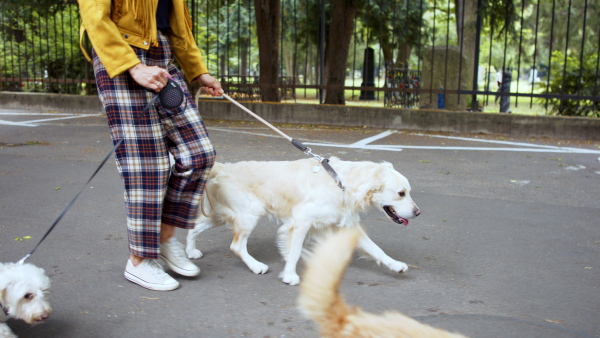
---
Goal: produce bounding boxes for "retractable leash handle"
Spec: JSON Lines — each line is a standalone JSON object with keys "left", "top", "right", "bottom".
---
{"left": 18, "top": 80, "right": 186, "bottom": 264}
{"left": 221, "top": 93, "right": 345, "bottom": 190}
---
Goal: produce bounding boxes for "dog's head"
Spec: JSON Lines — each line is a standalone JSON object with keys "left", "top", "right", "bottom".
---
{"left": 347, "top": 161, "right": 420, "bottom": 225}
{"left": 0, "top": 263, "right": 52, "bottom": 324}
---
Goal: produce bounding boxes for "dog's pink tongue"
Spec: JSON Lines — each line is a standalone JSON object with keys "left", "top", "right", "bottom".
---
{"left": 401, "top": 217, "right": 409, "bottom": 226}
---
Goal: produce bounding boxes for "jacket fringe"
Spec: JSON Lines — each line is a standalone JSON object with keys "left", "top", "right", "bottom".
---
{"left": 111, "top": 0, "right": 159, "bottom": 47}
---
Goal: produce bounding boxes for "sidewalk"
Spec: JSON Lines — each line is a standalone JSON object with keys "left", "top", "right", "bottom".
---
{"left": 1, "top": 111, "right": 598, "bottom": 337}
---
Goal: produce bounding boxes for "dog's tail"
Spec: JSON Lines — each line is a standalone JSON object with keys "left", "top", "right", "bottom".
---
{"left": 298, "top": 228, "right": 360, "bottom": 333}
{"left": 200, "top": 183, "right": 214, "bottom": 217}
{"left": 199, "top": 163, "right": 222, "bottom": 218}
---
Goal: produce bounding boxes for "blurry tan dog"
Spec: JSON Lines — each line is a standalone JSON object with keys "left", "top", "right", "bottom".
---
{"left": 298, "top": 228, "right": 467, "bottom": 338}
{"left": 186, "top": 157, "right": 420, "bottom": 285}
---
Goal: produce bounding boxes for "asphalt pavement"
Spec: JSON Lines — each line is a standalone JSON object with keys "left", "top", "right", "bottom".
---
{"left": 1, "top": 108, "right": 599, "bottom": 338}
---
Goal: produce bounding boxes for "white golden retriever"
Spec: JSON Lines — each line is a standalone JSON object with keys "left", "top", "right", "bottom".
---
{"left": 186, "top": 156, "right": 420, "bottom": 285}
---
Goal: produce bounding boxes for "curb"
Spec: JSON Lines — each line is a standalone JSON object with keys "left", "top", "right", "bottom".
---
{"left": 1, "top": 92, "right": 599, "bottom": 140}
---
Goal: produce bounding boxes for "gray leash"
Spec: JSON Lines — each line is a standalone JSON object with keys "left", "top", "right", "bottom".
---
{"left": 221, "top": 93, "right": 345, "bottom": 190}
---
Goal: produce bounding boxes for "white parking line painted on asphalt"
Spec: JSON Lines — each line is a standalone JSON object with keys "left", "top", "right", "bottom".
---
{"left": 306, "top": 143, "right": 600, "bottom": 154}
{"left": 0, "top": 120, "right": 39, "bottom": 127}
{"left": 349, "top": 130, "right": 396, "bottom": 146}
{"left": 414, "top": 133, "right": 591, "bottom": 152}
{"left": 208, "top": 127, "right": 600, "bottom": 155}
{"left": 0, "top": 111, "right": 102, "bottom": 127}
{"left": 400, "top": 132, "right": 600, "bottom": 154}
{"left": 0, "top": 120, "right": 38, "bottom": 127}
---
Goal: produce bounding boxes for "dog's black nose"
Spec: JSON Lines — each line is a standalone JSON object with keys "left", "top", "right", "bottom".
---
{"left": 414, "top": 208, "right": 421, "bottom": 217}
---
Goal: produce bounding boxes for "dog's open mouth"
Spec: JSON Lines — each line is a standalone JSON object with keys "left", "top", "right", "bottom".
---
{"left": 383, "top": 206, "right": 409, "bottom": 226}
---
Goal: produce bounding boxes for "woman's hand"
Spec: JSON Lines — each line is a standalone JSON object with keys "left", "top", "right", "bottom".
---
{"left": 196, "top": 73, "right": 223, "bottom": 97}
{"left": 128, "top": 63, "right": 170, "bottom": 92}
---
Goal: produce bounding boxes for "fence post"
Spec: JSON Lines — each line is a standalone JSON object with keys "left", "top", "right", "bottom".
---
{"left": 471, "top": 0, "right": 483, "bottom": 111}
{"left": 319, "top": 0, "right": 325, "bottom": 104}
{"left": 360, "top": 47, "right": 376, "bottom": 100}
{"left": 500, "top": 67, "right": 512, "bottom": 113}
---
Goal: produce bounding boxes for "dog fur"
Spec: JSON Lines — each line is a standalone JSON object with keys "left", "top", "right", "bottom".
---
{"left": 0, "top": 262, "right": 51, "bottom": 338}
{"left": 186, "top": 157, "right": 420, "bottom": 285}
{"left": 298, "top": 228, "right": 467, "bottom": 337}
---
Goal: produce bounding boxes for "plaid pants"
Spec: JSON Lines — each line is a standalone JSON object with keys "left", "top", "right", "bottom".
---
{"left": 93, "top": 32, "right": 216, "bottom": 259}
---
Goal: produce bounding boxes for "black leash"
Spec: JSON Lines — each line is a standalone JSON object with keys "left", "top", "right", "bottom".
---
{"left": 221, "top": 93, "right": 345, "bottom": 190}
{"left": 18, "top": 77, "right": 185, "bottom": 264}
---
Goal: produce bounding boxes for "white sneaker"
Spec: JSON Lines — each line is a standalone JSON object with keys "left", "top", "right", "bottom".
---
{"left": 160, "top": 237, "right": 201, "bottom": 277}
{"left": 124, "top": 259, "right": 179, "bottom": 291}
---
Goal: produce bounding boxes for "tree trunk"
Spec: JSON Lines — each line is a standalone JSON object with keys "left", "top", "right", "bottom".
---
{"left": 323, "top": 0, "right": 357, "bottom": 105}
{"left": 455, "top": 0, "right": 478, "bottom": 94}
{"left": 254, "top": 0, "right": 281, "bottom": 102}
{"left": 397, "top": 44, "right": 412, "bottom": 68}
{"left": 240, "top": 37, "right": 249, "bottom": 76}
{"left": 380, "top": 40, "right": 394, "bottom": 68}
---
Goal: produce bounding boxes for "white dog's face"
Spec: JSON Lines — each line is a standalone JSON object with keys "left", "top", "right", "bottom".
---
{"left": 0, "top": 263, "right": 52, "bottom": 324}
{"left": 371, "top": 164, "right": 420, "bottom": 226}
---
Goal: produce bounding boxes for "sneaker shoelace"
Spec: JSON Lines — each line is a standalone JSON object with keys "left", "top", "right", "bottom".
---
{"left": 144, "top": 259, "right": 169, "bottom": 279}
{"left": 165, "top": 239, "right": 187, "bottom": 260}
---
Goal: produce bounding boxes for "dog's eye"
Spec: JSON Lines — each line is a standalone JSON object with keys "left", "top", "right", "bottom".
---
{"left": 24, "top": 293, "right": 33, "bottom": 300}
{"left": 398, "top": 191, "right": 406, "bottom": 198}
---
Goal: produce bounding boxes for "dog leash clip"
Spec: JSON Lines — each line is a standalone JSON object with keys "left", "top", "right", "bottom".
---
{"left": 304, "top": 147, "right": 324, "bottom": 162}
{"left": 17, "top": 254, "right": 30, "bottom": 265}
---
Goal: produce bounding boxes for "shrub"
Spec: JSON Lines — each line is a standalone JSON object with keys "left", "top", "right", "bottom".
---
{"left": 544, "top": 51, "right": 599, "bottom": 117}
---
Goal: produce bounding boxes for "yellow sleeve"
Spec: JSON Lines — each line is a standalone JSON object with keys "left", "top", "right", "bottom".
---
{"left": 78, "top": 0, "right": 140, "bottom": 78}
{"left": 168, "top": 0, "right": 209, "bottom": 82}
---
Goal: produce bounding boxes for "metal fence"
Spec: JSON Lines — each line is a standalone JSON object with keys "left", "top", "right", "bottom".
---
{"left": 1, "top": 0, "right": 598, "bottom": 116}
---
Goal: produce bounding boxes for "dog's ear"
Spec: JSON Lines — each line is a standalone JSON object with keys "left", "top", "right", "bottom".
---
{"left": 380, "top": 161, "right": 394, "bottom": 169}
{"left": 344, "top": 162, "right": 389, "bottom": 209}
{"left": 349, "top": 181, "right": 383, "bottom": 210}
{"left": 0, "top": 274, "right": 11, "bottom": 292}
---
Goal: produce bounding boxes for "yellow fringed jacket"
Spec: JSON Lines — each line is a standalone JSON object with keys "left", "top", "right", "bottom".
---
{"left": 78, "top": 0, "right": 209, "bottom": 82}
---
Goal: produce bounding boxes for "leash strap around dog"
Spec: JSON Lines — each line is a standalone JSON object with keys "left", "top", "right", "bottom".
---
{"left": 18, "top": 78, "right": 186, "bottom": 265}
{"left": 221, "top": 93, "right": 345, "bottom": 190}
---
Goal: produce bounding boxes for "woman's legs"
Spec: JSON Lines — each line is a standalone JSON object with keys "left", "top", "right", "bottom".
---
{"left": 92, "top": 32, "right": 215, "bottom": 289}
{"left": 129, "top": 222, "right": 175, "bottom": 266}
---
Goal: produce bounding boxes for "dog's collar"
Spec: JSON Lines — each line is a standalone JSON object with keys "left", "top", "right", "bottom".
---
{"left": 291, "top": 140, "right": 345, "bottom": 191}
{"left": 321, "top": 158, "right": 345, "bottom": 190}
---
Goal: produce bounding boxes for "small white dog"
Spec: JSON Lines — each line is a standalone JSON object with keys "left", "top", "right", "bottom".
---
{"left": 0, "top": 262, "right": 51, "bottom": 338}
{"left": 186, "top": 156, "right": 420, "bottom": 285}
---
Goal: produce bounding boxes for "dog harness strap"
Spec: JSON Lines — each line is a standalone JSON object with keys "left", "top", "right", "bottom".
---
{"left": 321, "top": 159, "right": 345, "bottom": 190}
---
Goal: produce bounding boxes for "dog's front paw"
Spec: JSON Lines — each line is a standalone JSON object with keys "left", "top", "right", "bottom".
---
{"left": 279, "top": 271, "right": 300, "bottom": 285}
{"left": 387, "top": 260, "right": 408, "bottom": 273}
{"left": 186, "top": 248, "right": 203, "bottom": 259}
{"left": 248, "top": 262, "right": 269, "bottom": 274}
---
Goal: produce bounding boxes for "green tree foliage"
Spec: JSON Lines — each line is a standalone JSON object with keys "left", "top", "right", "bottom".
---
{"left": 191, "top": 0, "right": 257, "bottom": 76}
{"left": 478, "top": 0, "right": 518, "bottom": 39}
{"left": 0, "top": 3, "right": 91, "bottom": 94}
{"left": 0, "top": 0, "right": 597, "bottom": 114}
{"left": 357, "top": 0, "right": 428, "bottom": 68}
{"left": 544, "top": 51, "right": 599, "bottom": 117}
